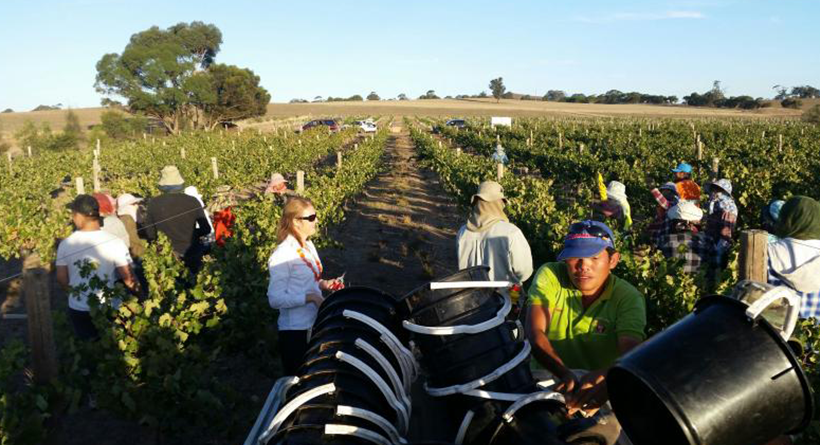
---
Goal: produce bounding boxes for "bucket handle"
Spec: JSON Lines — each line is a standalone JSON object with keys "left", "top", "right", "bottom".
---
{"left": 245, "top": 376, "right": 299, "bottom": 445}
{"left": 501, "top": 391, "right": 566, "bottom": 423}
{"left": 355, "top": 338, "right": 410, "bottom": 408}
{"left": 425, "top": 340, "right": 532, "bottom": 397}
{"left": 343, "top": 310, "right": 419, "bottom": 384}
{"left": 261, "top": 383, "right": 336, "bottom": 442}
{"left": 336, "top": 406, "right": 407, "bottom": 445}
{"left": 335, "top": 351, "right": 410, "bottom": 434}
{"left": 402, "top": 294, "right": 511, "bottom": 336}
{"left": 744, "top": 285, "right": 801, "bottom": 341}
{"left": 324, "top": 424, "right": 394, "bottom": 445}
{"left": 429, "top": 280, "right": 511, "bottom": 290}
{"left": 454, "top": 410, "right": 476, "bottom": 445}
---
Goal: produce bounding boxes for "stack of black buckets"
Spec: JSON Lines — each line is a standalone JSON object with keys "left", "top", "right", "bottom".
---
{"left": 254, "top": 267, "right": 571, "bottom": 444}
{"left": 400, "top": 266, "right": 568, "bottom": 445}
{"left": 256, "top": 286, "right": 417, "bottom": 444}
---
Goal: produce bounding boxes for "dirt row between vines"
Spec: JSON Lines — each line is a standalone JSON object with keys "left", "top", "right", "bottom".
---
{"left": 321, "top": 122, "right": 465, "bottom": 441}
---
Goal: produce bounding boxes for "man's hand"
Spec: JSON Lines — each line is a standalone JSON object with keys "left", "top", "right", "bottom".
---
{"left": 564, "top": 370, "right": 608, "bottom": 418}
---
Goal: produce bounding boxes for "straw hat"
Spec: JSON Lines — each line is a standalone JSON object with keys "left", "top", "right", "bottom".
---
{"left": 158, "top": 165, "right": 185, "bottom": 187}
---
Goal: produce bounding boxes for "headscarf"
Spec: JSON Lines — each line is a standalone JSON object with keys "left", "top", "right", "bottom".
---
{"left": 116, "top": 193, "right": 142, "bottom": 223}
{"left": 466, "top": 198, "right": 509, "bottom": 233}
{"left": 775, "top": 196, "right": 820, "bottom": 240}
{"left": 184, "top": 186, "right": 215, "bottom": 231}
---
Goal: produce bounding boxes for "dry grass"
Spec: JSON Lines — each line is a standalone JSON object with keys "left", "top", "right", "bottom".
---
{"left": 2, "top": 98, "right": 812, "bottom": 151}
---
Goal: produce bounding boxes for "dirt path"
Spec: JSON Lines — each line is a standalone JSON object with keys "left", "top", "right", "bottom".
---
{"left": 321, "top": 122, "right": 463, "bottom": 297}
{"left": 321, "top": 122, "right": 466, "bottom": 441}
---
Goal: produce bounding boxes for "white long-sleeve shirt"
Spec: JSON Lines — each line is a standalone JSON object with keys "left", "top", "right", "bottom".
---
{"left": 267, "top": 235, "right": 323, "bottom": 330}
{"left": 456, "top": 221, "right": 534, "bottom": 284}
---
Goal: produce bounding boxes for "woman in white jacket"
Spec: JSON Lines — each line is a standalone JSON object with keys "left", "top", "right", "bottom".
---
{"left": 267, "top": 197, "right": 343, "bottom": 375}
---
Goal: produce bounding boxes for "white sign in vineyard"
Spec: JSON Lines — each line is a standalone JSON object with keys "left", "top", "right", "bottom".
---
{"left": 490, "top": 117, "right": 512, "bottom": 128}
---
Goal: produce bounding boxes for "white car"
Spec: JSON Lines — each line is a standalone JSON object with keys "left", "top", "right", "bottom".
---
{"left": 356, "top": 121, "right": 377, "bottom": 133}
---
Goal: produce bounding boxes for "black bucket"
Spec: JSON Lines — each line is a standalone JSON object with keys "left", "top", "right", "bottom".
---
{"left": 608, "top": 296, "right": 815, "bottom": 445}
{"left": 427, "top": 340, "right": 527, "bottom": 389}
{"left": 418, "top": 322, "right": 519, "bottom": 371}
{"left": 400, "top": 266, "right": 492, "bottom": 317}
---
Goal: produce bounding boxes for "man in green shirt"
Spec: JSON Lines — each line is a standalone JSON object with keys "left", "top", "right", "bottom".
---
{"left": 526, "top": 220, "right": 646, "bottom": 444}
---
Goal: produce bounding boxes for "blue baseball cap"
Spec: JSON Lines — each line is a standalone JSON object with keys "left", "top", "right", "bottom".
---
{"left": 672, "top": 162, "right": 693, "bottom": 174}
{"left": 557, "top": 220, "right": 616, "bottom": 261}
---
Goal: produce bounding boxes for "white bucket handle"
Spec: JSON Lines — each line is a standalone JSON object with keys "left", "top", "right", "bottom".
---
{"left": 335, "top": 351, "right": 410, "bottom": 434}
{"left": 744, "top": 285, "right": 801, "bottom": 341}
{"left": 261, "top": 383, "right": 335, "bottom": 441}
{"left": 324, "top": 424, "right": 394, "bottom": 445}
{"left": 403, "top": 295, "right": 511, "bottom": 336}
{"left": 501, "top": 391, "right": 566, "bottom": 423}
{"left": 425, "top": 340, "right": 531, "bottom": 397}
{"left": 336, "top": 405, "right": 407, "bottom": 445}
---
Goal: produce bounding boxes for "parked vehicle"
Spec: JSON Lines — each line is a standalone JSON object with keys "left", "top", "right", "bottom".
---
{"left": 355, "top": 120, "right": 377, "bottom": 133}
{"left": 300, "top": 119, "right": 340, "bottom": 133}
{"left": 432, "top": 118, "right": 467, "bottom": 134}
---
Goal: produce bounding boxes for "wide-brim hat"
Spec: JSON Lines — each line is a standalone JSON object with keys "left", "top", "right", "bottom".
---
{"left": 557, "top": 220, "right": 616, "bottom": 261}
{"left": 270, "top": 173, "right": 288, "bottom": 185}
{"left": 471, "top": 181, "right": 506, "bottom": 203}
{"left": 606, "top": 181, "right": 628, "bottom": 203}
{"left": 672, "top": 162, "right": 693, "bottom": 174}
{"left": 667, "top": 201, "right": 704, "bottom": 222}
{"left": 158, "top": 165, "right": 185, "bottom": 187}
{"left": 705, "top": 178, "right": 733, "bottom": 196}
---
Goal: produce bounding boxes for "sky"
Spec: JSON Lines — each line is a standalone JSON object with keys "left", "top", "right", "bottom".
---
{"left": 0, "top": 0, "right": 817, "bottom": 111}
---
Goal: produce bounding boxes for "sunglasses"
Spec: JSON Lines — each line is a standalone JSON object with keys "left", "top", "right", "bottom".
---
{"left": 568, "top": 222, "right": 611, "bottom": 241}
{"left": 298, "top": 214, "right": 317, "bottom": 222}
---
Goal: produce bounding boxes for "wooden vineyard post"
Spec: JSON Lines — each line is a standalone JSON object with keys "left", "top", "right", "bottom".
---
{"left": 579, "top": 143, "right": 585, "bottom": 154}
{"left": 354, "top": 143, "right": 358, "bottom": 150}
{"left": 711, "top": 157, "right": 720, "bottom": 180}
{"left": 739, "top": 230, "right": 769, "bottom": 282}
{"left": 6, "top": 152, "right": 11, "bottom": 173}
{"left": 296, "top": 170, "right": 305, "bottom": 193}
{"left": 22, "top": 251, "right": 58, "bottom": 385}
{"left": 27, "top": 146, "right": 32, "bottom": 157}
{"left": 75, "top": 177, "right": 85, "bottom": 195}
{"left": 456, "top": 147, "right": 461, "bottom": 156}
{"left": 778, "top": 134, "right": 783, "bottom": 153}
{"left": 496, "top": 163, "right": 504, "bottom": 181}
{"left": 180, "top": 147, "right": 186, "bottom": 159}
{"left": 558, "top": 132, "right": 563, "bottom": 149}
{"left": 438, "top": 141, "right": 442, "bottom": 149}
{"left": 211, "top": 157, "right": 219, "bottom": 180}
{"left": 96, "top": 139, "right": 101, "bottom": 157}
{"left": 92, "top": 159, "right": 101, "bottom": 192}
{"left": 336, "top": 152, "right": 343, "bottom": 170}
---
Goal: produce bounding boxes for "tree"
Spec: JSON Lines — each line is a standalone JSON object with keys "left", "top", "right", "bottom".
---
{"left": 191, "top": 64, "right": 270, "bottom": 130}
{"left": 773, "top": 85, "right": 789, "bottom": 101}
{"left": 398, "top": 93, "right": 408, "bottom": 101}
{"left": 1, "top": 108, "right": 13, "bottom": 113}
{"left": 543, "top": 90, "right": 566, "bottom": 102}
{"left": 419, "top": 90, "right": 439, "bottom": 100}
{"left": 791, "top": 85, "right": 820, "bottom": 99}
{"left": 489, "top": 77, "right": 506, "bottom": 103}
{"left": 478, "top": 91, "right": 488, "bottom": 98}
{"left": 367, "top": 92, "right": 380, "bottom": 101}
{"left": 94, "top": 22, "right": 269, "bottom": 134}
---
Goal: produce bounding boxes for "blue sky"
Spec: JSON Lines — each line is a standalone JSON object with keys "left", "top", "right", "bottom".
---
{"left": 0, "top": 0, "right": 817, "bottom": 110}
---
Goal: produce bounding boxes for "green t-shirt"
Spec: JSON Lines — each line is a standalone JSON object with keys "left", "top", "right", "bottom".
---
{"left": 527, "top": 262, "right": 646, "bottom": 371}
